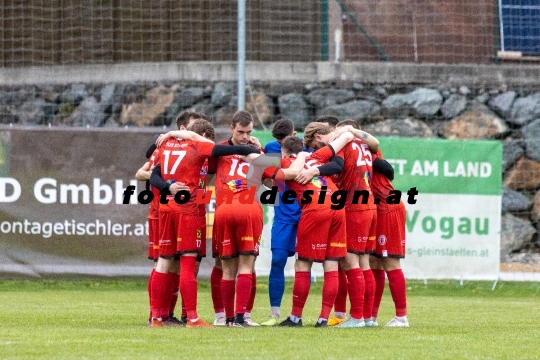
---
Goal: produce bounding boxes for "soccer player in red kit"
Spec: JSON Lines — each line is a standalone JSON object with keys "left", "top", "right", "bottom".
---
{"left": 369, "top": 148, "right": 409, "bottom": 327}
{"left": 206, "top": 110, "right": 267, "bottom": 327}
{"left": 149, "top": 120, "right": 260, "bottom": 328}
{"left": 139, "top": 111, "right": 208, "bottom": 326}
{"left": 297, "top": 121, "right": 380, "bottom": 328}
{"left": 262, "top": 131, "right": 356, "bottom": 327}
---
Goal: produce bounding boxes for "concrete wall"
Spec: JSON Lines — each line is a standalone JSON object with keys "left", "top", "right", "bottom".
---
{"left": 3, "top": 61, "right": 540, "bottom": 87}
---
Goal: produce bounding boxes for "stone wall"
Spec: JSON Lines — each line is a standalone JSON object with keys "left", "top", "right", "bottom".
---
{"left": 1, "top": 71, "right": 539, "bottom": 263}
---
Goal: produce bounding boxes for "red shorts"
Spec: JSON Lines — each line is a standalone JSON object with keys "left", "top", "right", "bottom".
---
{"left": 375, "top": 203, "right": 406, "bottom": 258}
{"left": 296, "top": 208, "right": 347, "bottom": 263}
{"left": 198, "top": 214, "right": 207, "bottom": 259}
{"left": 159, "top": 212, "right": 204, "bottom": 257}
{"left": 213, "top": 201, "right": 263, "bottom": 259}
{"left": 148, "top": 218, "right": 159, "bottom": 261}
{"left": 345, "top": 209, "right": 377, "bottom": 255}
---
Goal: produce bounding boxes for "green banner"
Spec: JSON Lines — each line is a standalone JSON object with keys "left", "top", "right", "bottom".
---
{"left": 378, "top": 137, "right": 502, "bottom": 195}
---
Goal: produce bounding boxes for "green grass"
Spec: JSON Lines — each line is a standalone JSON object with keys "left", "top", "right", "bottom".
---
{"left": 0, "top": 279, "right": 539, "bottom": 359}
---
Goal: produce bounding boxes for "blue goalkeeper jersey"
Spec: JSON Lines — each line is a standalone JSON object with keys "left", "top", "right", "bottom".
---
{"left": 264, "top": 140, "right": 301, "bottom": 224}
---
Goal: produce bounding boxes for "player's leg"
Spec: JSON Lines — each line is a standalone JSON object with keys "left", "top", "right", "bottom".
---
{"left": 147, "top": 218, "right": 159, "bottom": 325}
{"left": 316, "top": 209, "right": 346, "bottom": 327}
{"left": 233, "top": 254, "right": 256, "bottom": 326}
{"left": 330, "top": 264, "right": 348, "bottom": 324}
{"left": 360, "top": 210, "right": 377, "bottom": 324}
{"left": 382, "top": 257, "right": 408, "bottom": 327}
{"left": 335, "top": 252, "right": 365, "bottom": 328}
{"left": 149, "top": 212, "right": 177, "bottom": 327}
{"left": 211, "top": 257, "right": 226, "bottom": 325}
{"left": 370, "top": 255, "right": 385, "bottom": 327}
{"left": 167, "top": 258, "right": 183, "bottom": 325}
{"left": 379, "top": 204, "right": 408, "bottom": 327}
{"left": 243, "top": 261, "right": 259, "bottom": 326}
{"left": 277, "top": 259, "right": 312, "bottom": 327}
{"left": 212, "top": 207, "right": 230, "bottom": 325}
{"left": 316, "top": 259, "right": 339, "bottom": 327}
{"left": 262, "top": 221, "right": 296, "bottom": 326}
{"left": 150, "top": 256, "right": 174, "bottom": 327}
{"left": 220, "top": 257, "right": 239, "bottom": 326}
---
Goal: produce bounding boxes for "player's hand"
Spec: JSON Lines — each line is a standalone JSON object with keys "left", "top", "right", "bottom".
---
{"left": 295, "top": 167, "right": 320, "bottom": 185}
{"left": 249, "top": 136, "right": 262, "bottom": 148}
{"left": 168, "top": 182, "right": 189, "bottom": 195}
{"left": 156, "top": 132, "right": 171, "bottom": 147}
{"left": 138, "top": 170, "right": 151, "bottom": 181}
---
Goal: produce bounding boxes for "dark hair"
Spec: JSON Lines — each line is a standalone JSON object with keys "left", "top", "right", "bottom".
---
{"left": 200, "top": 113, "right": 213, "bottom": 123}
{"left": 281, "top": 136, "right": 304, "bottom": 155}
{"left": 315, "top": 115, "right": 339, "bottom": 128}
{"left": 190, "top": 119, "right": 215, "bottom": 141}
{"left": 231, "top": 110, "right": 253, "bottom": 128}
{"left": 336, "top": 119, "right": 360, "bottom": 129}
{"left": 272, "top": 119, "right": 294, "bottom": 141}
{"left": 176, "top": 111, "right": 203, "bottom": 129}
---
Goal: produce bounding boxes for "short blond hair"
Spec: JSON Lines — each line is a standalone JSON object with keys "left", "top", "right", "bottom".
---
{"left": 303, "top": 122, "right": 332, "bottom": 148}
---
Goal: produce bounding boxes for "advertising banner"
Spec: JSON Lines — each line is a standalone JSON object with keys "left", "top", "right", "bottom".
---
{"left": 0, "top": 127, "right": 157, "bottom": 277}
{"left": 375, "top": 137, "right": 502, "bottom": 280}
{"left": 0, "top": 128, "right": 502, "bottom": 280}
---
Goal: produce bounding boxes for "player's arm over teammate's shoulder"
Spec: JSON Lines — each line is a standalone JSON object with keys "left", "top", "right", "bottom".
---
{"left": 335, "top": 125, "right": 379, "bottom": 152}
{"left": 155, "top": 130, "right": 214, "bottom": 147}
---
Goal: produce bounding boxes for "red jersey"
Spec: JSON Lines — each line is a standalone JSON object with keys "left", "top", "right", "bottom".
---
{"left": 332, "top": 139, "right": 376, "bottom": 211}
{"left": 155, "top": 138, "right": 214, "bottom": 214}
{"left": 198, "top": 158, "right": 209, "bottom": 215}
{"left": 208, "top": 139, "right": 264, "bottom": 204}
{"left": 263, "top": 146, "right": 338, "bottom": 213}
{"left": 371, "top": 149, "right": 402, "bottom": 214}
{"left": 147, "top": 148, "right": 162, "bottom": 220}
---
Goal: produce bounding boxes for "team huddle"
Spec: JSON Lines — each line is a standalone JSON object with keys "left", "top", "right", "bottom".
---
{"left": 135, "top": 110, "right": 408, "bottom": 328}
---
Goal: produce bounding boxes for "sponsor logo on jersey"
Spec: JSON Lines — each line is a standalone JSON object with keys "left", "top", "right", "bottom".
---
{"left": 226, "top": 179, "right": 243, "bottom": 191}
{"left": 310, "top": 176, "right": 327, "bottom": 188}
{"left": 364, "top": 171, "right": 371, "bottom": 186}
{"left": 196, "top": 230, "right": 202, "bottom": 239}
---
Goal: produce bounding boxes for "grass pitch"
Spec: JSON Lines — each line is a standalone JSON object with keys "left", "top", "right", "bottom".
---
{"left": 0, "top": 278, "right": 539, "bottom": 359}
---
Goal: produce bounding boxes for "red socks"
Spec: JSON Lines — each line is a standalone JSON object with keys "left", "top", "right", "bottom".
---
{"left": 221, "top": 279, "right": 236, "bottom": 319}
{"left": 211, "top": 267, "right": 224, "bottom": 313}
{"left": 345, "top": 268, "right": 365, "bottom": 319}
{"left": 245, "top": 271, "right": 256, "bottom": 313}
{"left": 169, "top": 272, "right": 180, "bottom": 317}
{"left": 363, "top": 269, "right": 375, "bottom": 320}
{"left": 291, "top": 271, "right": 311, "bottom": 318}
{"left": 179, "top": 257, "right": 198, "bottom": 320}
{"left": 334, "top": 265, "right": 348, "bottom": 313}
{"left": 150, "top": 271, "right": 171, "bottom": 319}
{"left": 148, "top": 268, "right": 155, "bottom": 315}
{"left": 371, "top": 269, "right": 386, "bottom": 318}
{"left": 387, "top": 269, "right": 407, "bottom": 317}
{"left": 319, "top": 271, "right": 339, "bottom": 320}
{"left": 235, "top": 273, "right": 253, "bottom": 316}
